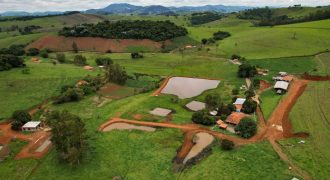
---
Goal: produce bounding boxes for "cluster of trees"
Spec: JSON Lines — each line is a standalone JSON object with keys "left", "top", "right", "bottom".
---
{"left": 26, "top": 48, "right": 40, "bottom": 56}
{"left": 237, "top": 63, "right": 257, "bottom": 78}
{"left": 58, "top": 20, "right": 188, "bottom": 41}
{"left": 0, "top": 44, "right": 25, "bottom": 56}
{"left": 105, "top": 63, "right": 128, "bottom": 85}
{"left": 18, "top": 25, "right": 41, "bottom": 35}
{"left": 239, "top": 7, "right": 330, "bottom": 26}
{"left": 201, "top": 30, "right": 231, "bottom": 45}
{"left": 54, "top": 75, "right": 103, "bottom": 104}
{"left": 190, "top": 12, "right": 223, "bottom": 25}
{"left": 213, "top": 31, "right": 231, "bottom": 40}
{"left": 192, "top": 93, "right": 236, "bottom": 125}
{"left": 11, "top": 110, "right": 32, "bottom": 130}
{"left": 46, "top": 110, "right": 88, "bottom": 166}
{"left": 234, "top": 117, "right": 257, "bottom": 138}
{"left": 0, "top": 54, "right": 24, "bottom": 71}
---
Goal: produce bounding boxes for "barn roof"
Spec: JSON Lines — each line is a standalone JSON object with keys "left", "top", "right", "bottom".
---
{"left": 274, "top": 81, "right": 289, "bottom": 90}
{"left": 233, "top": 98, "right": 246, "bottom": 105}
{"left": 149, "top": 108, "right": 172, "bottom": 117}
{"left": 22, "top": 121, "right": 41, "bottom": 128}
{"left": 185, "top": 101, "right": 206, "bottom": 111}
{"left": 225, "top": 112, "right": 249, "bottom": 125}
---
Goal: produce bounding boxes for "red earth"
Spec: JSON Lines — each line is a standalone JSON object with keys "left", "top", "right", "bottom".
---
{"left": 26, "top": 35, "right": 165, "bottom": 53}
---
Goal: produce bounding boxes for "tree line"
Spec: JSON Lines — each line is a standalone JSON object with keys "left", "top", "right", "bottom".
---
{"left": 190, "top": 12, "right": 224, "bottom": 25}
{"left": 58, "top": 20, "right": 188, "bottom": 41}
{"left": 239, "top": 7, "right": 330, "bottom": 26}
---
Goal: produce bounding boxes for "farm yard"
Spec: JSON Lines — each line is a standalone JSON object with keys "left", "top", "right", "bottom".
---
{"left": 0, "top": 4, "right": 329, "bottom": 180}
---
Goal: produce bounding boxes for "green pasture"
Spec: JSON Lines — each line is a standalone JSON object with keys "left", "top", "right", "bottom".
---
{"left": 279, "top": 81, "right": 330, "bottom": 179}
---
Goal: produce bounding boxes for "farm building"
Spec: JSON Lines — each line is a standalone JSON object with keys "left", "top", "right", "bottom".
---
{"left": 185, "top": 101, "right": 206, "bottom": 111}
{"left": 149, "top": 108, "right": 172, "bottom": 117}
{"left": 216, "top": 120, "right": 228, "bottom": 129}
{"left": 233, "top": 98, "right": 246, "bottom": 112}
{"left": 225, "top": 112, "right": 250, "bottom": 125}
{"left": 274, "top": 81, "right": 290, "bottom": 94}
{"left": 22, "top": 121, "right": 41, "bottom": 131}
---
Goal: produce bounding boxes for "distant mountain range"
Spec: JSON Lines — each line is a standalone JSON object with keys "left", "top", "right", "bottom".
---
{"left": 86, "top": 3, "right": 253, "bottom": 15}
{"left": 0, "top": 3, "right": 254, "bottom": 17}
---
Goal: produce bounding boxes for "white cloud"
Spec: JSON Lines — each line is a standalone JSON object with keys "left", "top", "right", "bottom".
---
{"left": 0, "top": 0, "right": 329, "bottom": 12}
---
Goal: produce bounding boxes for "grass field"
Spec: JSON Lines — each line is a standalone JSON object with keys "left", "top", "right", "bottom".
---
{"left": 0, "top": 60, "right": 99, "bottom": 119}
{"left": 260, "top": 89, "right": 283, "bottom": 120}
{"left": 312, "top": 52, "right": 330, "bottom": 76}
{"left": 279, "top": 81, "right": 330, "bottom": 179}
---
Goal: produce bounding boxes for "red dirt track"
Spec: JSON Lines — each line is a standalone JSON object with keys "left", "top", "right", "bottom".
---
{"left": 26, "top": 35, "right": 163, "bottom": 53}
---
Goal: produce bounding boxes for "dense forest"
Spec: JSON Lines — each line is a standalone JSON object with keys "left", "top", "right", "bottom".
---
{"left": 58, "top": 20, "right": 188, "bottom": 41}
{"left": 190, "top": 12, "right": 224, "bottom": 25}
{"left": 238, "top": 7, "right": 330, "bottom": 26}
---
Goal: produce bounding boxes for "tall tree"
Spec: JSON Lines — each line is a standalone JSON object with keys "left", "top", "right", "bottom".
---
{"left": 72, "top": 42, "right": 78, "bottom": 53}
{"left": 105, "top": 63, "right": 128, "bottom": 85}
{"left": 46, "top": 110, "right": 88, "bottom": 166}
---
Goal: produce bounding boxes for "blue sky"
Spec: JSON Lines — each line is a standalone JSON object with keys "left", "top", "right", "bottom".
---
{"left": 0, "top": 0, "right": 329, "bottom": 12}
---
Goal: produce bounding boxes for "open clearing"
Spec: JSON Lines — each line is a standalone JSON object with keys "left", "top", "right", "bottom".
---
{"left": 161, "top": 77, "right": 220, "bottom": 99}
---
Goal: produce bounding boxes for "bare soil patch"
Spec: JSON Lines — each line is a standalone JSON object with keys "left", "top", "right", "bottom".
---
{"left": 26, "top": 35, "right": 162, "bottom": 53}
{"left": 98, "top": 83, "right": 135, "bottom": 99}
{"left": 102, "top": 123, "right": 156, "bottom": 132}
{"left": 183, "top": 133, "right": 214, "bottom": 164}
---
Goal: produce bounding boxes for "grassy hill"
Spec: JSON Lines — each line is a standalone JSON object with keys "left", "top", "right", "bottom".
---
{"left": 272, "top": 6, "right": 330, "bottom": 18}
{"left": 194, "top": 17, "right": 330, "bottom": 59}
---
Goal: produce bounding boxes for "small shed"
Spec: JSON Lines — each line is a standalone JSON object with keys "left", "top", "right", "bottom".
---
{"left": 22, "top": 121, "right": 41, "bottom": 131}
{"left": 31, "top": 57, "right": 40, "bottom": 63}
{"left": 274, "top": 81, "right": 290, "bottom": 94}
{"left": 216, "top": 120, "right": 228, "bottom": 129}
{"left": 185, "top": 101, "right": 206, "bottom": 111}
{"left": 225, "top": 112, "right": 250, "bottom": 125}
{"left": 233, "top": 98, "right": 246, "bottom": 112}
{"left": 149, "top": 108, "right": 172, "bottom": 117}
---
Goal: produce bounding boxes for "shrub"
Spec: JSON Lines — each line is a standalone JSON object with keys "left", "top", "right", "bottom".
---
{"left": 11, "top": 110, "right": 31, "bottom": 130}
{"left": 21, "top": 68, "right": 30, "bottom": 74}
{"left": 105, "top": 63, "right": 128, "bottom": 85}
{"left": 245, "top": 89, "right": 255, "bottom": 99}
{"left": 220, "top": 139, "right": 235, "bottom": 150}
{"left": 39, "top": 49, "right": 48, "bottom": 58}
{"left": 234, "top": 117, "right": 257, "bottom": 138}
{"left": 131, "top": 52, "right": 143, "bottom": 59}
{"left": 231, "top": 54, "right": 241, "bottom": 60}
{"left": 26, "top": 48, "right": 39, "bottom": 56}
{"left": 252, "top": 78, "right": 260, "bottom": 89}
{"left": 227, "top": 103, "right": 236, "bottom": 112}
{"left": 72, "top": 42, "right": 78, "bottom": 53}
{"left": 95, "top": 57, "right": 113, "bottom": 66}
{"left": 56, "top": 53, "right": 66, "bottom": 63}
{"left": 73, "top": 55, "right": 87, "bottom": 66}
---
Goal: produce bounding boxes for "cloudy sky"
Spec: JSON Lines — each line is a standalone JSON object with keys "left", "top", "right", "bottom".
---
{"left": 0, "top": 0, "right": 329, "bottom": 12}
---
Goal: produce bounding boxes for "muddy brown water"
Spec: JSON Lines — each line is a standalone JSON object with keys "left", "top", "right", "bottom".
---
{"left": 183, "top": 132, "right": 214, "bottom": 164}
{"left": 161, "top": 77, "right": 220, "bottom": 99}
{"left": 103, "top": 123, "right": 156, "bottom": 132}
